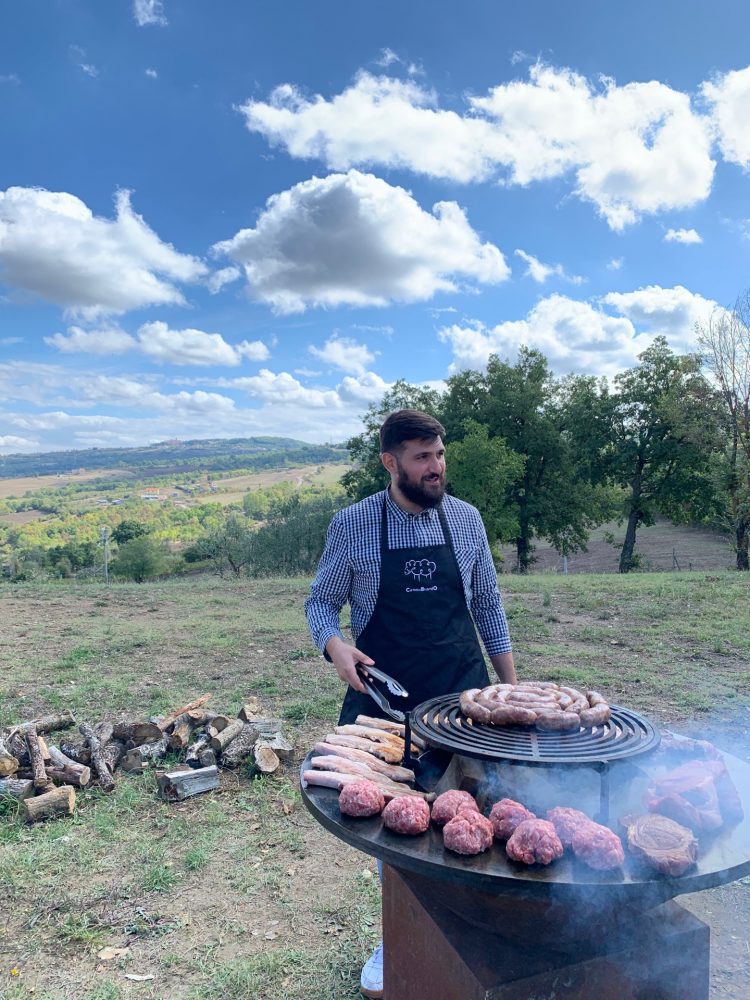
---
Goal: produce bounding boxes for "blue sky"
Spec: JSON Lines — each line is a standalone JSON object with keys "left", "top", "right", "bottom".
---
{"left": 1, "top": 0, "right": 750, "bottom": 453}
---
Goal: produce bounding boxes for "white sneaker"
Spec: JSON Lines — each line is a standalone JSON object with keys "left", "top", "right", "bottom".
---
{"left": 360, "top": 940, "right": 384, "bottom": 998}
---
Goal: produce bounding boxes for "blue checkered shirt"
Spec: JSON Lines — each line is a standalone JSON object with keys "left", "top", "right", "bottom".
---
{"left": 305, "top": 489, "right": 512, "bottom": 657}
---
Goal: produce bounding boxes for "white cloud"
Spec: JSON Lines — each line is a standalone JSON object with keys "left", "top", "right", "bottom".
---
{"left": 309, "top": 335, "right": 376, "bottom": 375}
{"left": 602, "top": 284, "right": 719, "bottom": 351}
{"left": 207, "top": 265, "right": 241, "bottom": 294}
{"left": 0, "top": 187, "right": 207, "bottom": 317}
{"left": 45, "top": 325, "right": 136, "bottom": 355}
{"left": 145, "top": 68, "right": 158, "bottom": 79}
{"left": 0, "top": 336, "right": 23, "bottom": 346}
{"left": 664, "top": 227, "right": 702, "bottom": 244}
{"left": 607, "top": 257, "right": 624, "bottom": 271}
{"left": 514, "top": 248, "right": 584, "bottom": 284}
{"left": 439, "top": 294, "right": 641, "bottom": 377}
{"left": 11, "top": 411, "right": 125, "bottom": 432}
{"left": 133, "top": 1, "right": 167, "bottom": 27}
{"left": 213, "top": 170, "right": 509, "bottom": 313}
{"left": 136, "top": 321, "right": 269, "bottom": 366}
{"left": 376, "top": 48, "right": 400, "bottom": 68}
{"left": 0, "top": 74, "right": 20, "bottom": 86}
{"left": 0, "top": 435, "right": 37, "bottom": 451}
{"left": 241, "top": 65, "right": 715, "bottom": 229}
{"left": 702, "top": 66, "right": 750, "bottom": 170}
{"left": 69, "top": 45, "right": 98, "bottom": 78}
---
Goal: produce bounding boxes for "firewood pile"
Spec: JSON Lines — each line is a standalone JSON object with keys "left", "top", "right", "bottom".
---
{"left": 0, "top": 694, "right": 293, "bottom": 823}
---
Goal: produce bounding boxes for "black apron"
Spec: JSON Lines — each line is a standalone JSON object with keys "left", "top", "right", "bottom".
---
{"left": 338, "top": 496, "right": 490, "bottom": 725}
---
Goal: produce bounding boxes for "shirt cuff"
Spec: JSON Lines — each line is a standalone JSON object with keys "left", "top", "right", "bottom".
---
{"left": 483, "top": 637, "right": 513, "bottom": 656}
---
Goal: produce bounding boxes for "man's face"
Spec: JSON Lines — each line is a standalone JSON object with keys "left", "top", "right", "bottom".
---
{"left": 390, "top": 436, "right": 446, "bottom": 508}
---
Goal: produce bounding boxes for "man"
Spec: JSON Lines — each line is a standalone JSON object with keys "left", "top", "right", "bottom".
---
{"left": 305, "top": 408, "right": 515, "bottom": 998}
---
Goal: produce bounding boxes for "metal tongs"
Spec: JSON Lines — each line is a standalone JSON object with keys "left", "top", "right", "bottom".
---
{"left": 357, "top": 664, "right": 408, "bottom": 722}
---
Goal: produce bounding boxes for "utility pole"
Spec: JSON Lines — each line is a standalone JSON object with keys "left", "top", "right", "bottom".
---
{"left": 100, "top": 526, "right": 110, "bottom": 584}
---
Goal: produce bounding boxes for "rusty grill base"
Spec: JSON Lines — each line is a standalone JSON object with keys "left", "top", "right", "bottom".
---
{"left": 383, "top": 865, "right": 710, "bottom": 1000}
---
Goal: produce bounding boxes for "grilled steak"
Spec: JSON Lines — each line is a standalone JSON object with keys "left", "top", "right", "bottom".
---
{"left": 382, "top": 795, "right": 431, "bottom": 835}
{"left": 443, "top": 809, "right": 493, "bottom": 855}
{"left": 506, "top": 819, "right": 564, "bottom": 866}
{"left": 432, "top": 789, "right": 479, "bottom": 826}
{"left": 339, "top": 778, "right": 385, "bottom": 818}
{"left": 490, "top": 798, "right": 536, "bottom": 840}
{"left": 625, "top": 814, "right": 698, "bottom": 876}
{"left": 646, "top": 759, "right": 744, "bottom": 832}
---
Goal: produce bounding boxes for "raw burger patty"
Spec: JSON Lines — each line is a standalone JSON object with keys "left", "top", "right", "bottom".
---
{"left": 382, "top": 795, "right": 431, "bottom": 835}
{"left": 506, "top": 819, "right": 564, "bottom": 866}
{"left": 338, "top": 778, "right": 385, "bottom": 818}
{"left": 489, "top": 798, "right": 536, "bottom": 840}
{"left": 546, "top": 806, "right": 594, "bottom": 848}
{"left": 432, "top": 789, "right": 479, "bottom": 826}
{"left": 443, "top": 809, "right": 493, "bottom": 855}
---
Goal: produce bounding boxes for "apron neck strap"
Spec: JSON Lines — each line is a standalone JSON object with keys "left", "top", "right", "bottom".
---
{"left": 380, "top": 492, "right": 453, "bottom": 553}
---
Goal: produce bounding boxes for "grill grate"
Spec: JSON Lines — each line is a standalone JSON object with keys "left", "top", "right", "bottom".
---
{"left": 410, "top": 696, "right": 659, "bottom": 765}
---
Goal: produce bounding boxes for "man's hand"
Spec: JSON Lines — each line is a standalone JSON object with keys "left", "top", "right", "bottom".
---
{"left": 325, "top": 636, "right": 374, "bottom": 694}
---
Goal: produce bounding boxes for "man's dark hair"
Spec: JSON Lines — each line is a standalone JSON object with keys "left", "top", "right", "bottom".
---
{"left": 379, "top": 409, "right": 445, "bottom": 453}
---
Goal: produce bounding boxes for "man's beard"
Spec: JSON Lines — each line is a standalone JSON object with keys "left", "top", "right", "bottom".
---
{"left": 396, "top": 465, "right": 446, "bottom": 508}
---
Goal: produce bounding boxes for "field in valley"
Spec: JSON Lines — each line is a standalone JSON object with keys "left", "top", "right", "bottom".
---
{"left": 1, "top": 572, "right": 749, "bottom": 999}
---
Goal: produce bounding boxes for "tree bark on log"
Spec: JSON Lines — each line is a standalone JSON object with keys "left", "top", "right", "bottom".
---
{"left": 168, "top": 713, "right": 203, "bottom": 750}
{"left": 26, "top": 728, "right": 50, "bottom": 790}
{"left": 23, "top": 785, "right": 75, "bottom": 823}
{"left": 59, "top": 741, "right": 91, "bottom": 765}
{"left": 79, "top": 723, "right": 115, "bottom": 793}
{"left": 158, "top": 694, "right": 212, "bottom": 732}
{"left": 121, "top": 735, "right": 169, "bottom": 773}
{"left": 16, "top": 711, "right": 76, "bottom": 735}
{"left": 45, "top": 764, "right": 91, "bottom": 788}
{"left": 102, "top": 740, "right": 127, "bottom": 772}
{"left": 157, "top": 765, "right": 219, "bottom": 801}
{"left": 238, "top": 699, "right": 261, "bottom": 722}
{"left": 184, "top": 733, "right": 216, "bottom": 769}
{"left": 0, "top": 777, "right": 33, "bottom": 800}
{"left": 210, "top": 718, "right": 245, "bottom": 754}
{"left": 220, "top": 724, "right": 261, "bottom": 768}
{"left": 206, "top": 716, "right": 231, "bottom": 737}
{"left": 0, "top": 738, "right": 19, "bottom": 777}
{"left": 48, "top": 745, "right": 90, "bottom": 782}
{"left": 256, "top": 732, "right": 294, "bottom": 763}
{"left": 111, "top": 721, "right": 163, "bottom": 747}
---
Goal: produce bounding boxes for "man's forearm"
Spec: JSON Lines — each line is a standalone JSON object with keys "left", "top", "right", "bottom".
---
{"left": 490, "top": 651, "right": 517, "bottom": 684}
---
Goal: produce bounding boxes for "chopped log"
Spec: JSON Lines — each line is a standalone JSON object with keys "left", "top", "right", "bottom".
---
{"left": 12, "top": 711, "right": 76, "bottom": 735}
{"left": 158, "top": 694, "right": 212, "bottom": 732}
{"left": 168, "top": 713, "right": 202, "bottom": 751}
{"left": 220, "top": 724, "right": 261, "bottom": 768}
{"left": 37, "top": 735, "right": 51, "bottom": 762}
{"left": 49, "top": 745, "right": 90, "bottom": 782}
{"left": 93, "top": 721, "right": 114, "bottom": 746}
{"left": 184, "top": 733, "right": 216, "bottom": 769}
{"left": 206, "top": 715, "right": 231, "bottom": 737}
{"left": 251, "top": 744, "right": 279, "bottom": 775}
{"left": 26, "top": 728, "right": 50, "bottom": 790}
{"left": 248, "top": 717, "right": 284, "bottom": 738}
{"left": 102, "top": 740, "right": 127, "bottom": 772}
{"left": 23, "top": 785, "right": 75, "bottom": 823}
{"left": 79, "top": 723, "right": 115, "bottom": 793}
{"left": 46, "top": 764, "right": 91, "bottom": 788}
{"left": 111, "top": 721, "right": 163, "bottom": 748}
{"left": 238, "top": 698, "right": 261, "bottom": 722}
{"left": 59, "top": 741, "right": 91, "bottom": 765}
{"left": 0, "top": 738, "right": 19, "bottom": 777}
{"left": 121, "top": 735, "right": 169, "bottom": 773}
{"left": 210, "top": 718, "right": 245, "bottom": 754}
{"left": 256, "top": 731, "right": 294, "bottom": 763}
{"left": 0, "top": 777, "right": 33, "bottom": 800}
{"left": 157, "top": 765, "right": 219, "bottom": 802}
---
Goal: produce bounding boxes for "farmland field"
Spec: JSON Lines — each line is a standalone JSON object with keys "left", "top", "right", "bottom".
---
{"left": 1, "top": 572, "right": 749, "bottom": 999}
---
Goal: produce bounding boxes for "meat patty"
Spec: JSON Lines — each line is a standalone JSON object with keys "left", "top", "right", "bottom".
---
{"left": 489, "top": 798, "right": 536, "bottom": 840}
{"left": 338, "top": 778, "right": 385, "bottom": 818}
{"left": 571, "top": 823, "right": 625, "bottom": 870}
{"left": 431, "top": 789, "right": 479, "bottom": 826}
{"left": 506, "top": 819, "right": 564, "bottom": 866}
{"left": 546, "top": 806, "right": 594, "bottom": 848}
{"left": 443, "top": 809, "right": 494, "bottom": 855}
{"left": 382, "top": 795, "right": 431, "bottom": 835}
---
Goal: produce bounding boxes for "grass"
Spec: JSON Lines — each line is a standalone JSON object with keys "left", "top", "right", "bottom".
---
{"left": 0, "top": 571, "right": 748, "bottom": 998}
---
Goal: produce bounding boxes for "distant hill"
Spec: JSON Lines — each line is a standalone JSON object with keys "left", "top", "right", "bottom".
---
{"left": 0, "top": 437, "right": 348, "bottom": 478}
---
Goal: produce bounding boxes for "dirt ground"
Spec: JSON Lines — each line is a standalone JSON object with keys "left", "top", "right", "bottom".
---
{"left": 1, "top": 575, "right": 749, "bottom": 999}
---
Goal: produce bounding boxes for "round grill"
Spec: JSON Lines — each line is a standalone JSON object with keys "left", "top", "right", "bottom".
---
{"left": 410, "top": 695, "right": 659, "bottom": 765}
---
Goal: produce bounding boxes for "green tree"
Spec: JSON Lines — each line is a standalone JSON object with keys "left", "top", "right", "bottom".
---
{"left": 607, "top": 337, "right": 719, "bottom": 573}
{"left": 248, "top": 488, "right": 346, "bottom": 576}
{"left": 340, "top": 380, "right": 443, "bottom": 501}
{"left": 112, "top": 536, "right": 168, "bottom": 583}
{"left": 190, "top": 514, "right": 255, "bottom": 577}
{"left": 696, "top": 294, "right": 750, "bottom": 570}
{"left": 111, "top": 519, "right": 149, "bottom": 545}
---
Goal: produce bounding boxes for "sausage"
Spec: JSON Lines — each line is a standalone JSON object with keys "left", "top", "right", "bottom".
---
{"left": 535, "top": 711, "right": 581, "bottom": 732}
{"left": 586, "top": 690, "right": 608, "bottom": 707}
{"left": 559, "top": 686, "right": 585, "bottom": 702}
{"left": 579, "top": 704, "right": 611, "bottom": 727}
{"left": 490, "top": 704, "right": 538, "bottom": 726}
{"left": 459, "top": 690, "right": 493, "bottom": 725}
{"left": 505, "top": 692, "right": 560, "bottom": 706}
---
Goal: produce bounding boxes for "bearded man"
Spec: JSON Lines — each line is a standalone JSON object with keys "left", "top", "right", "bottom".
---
{"left": 305, "top": 408, "right": 515, "bottom": 998}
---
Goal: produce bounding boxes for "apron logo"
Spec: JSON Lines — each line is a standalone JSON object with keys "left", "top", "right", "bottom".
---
{"left": 404, "top": 558, "right": 436, "bottom": 582}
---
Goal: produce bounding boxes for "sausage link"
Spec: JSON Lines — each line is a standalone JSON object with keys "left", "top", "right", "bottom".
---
{"left": 579, "top": 704, "right": 611, "bottom": 727}
{"left": 586, "top": 690, "right": 608, "bottom": 707}
{"left": 490, "top": 705, "right": 538, "bottom": 726}
{"left": 535, "top": 711, "right": 581, "bottom": 732}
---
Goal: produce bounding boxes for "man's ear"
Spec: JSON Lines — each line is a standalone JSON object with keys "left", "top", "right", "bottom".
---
{"left": 381, "top": 451, "right": 397, "bottom": 476}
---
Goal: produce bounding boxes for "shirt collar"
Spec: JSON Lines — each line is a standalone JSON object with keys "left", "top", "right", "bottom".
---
{"left": 384, "top": 488, "right": 438, "bottom": 520}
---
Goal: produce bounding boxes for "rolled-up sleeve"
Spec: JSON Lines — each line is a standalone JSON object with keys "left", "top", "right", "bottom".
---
{"left": 470, "top": 519, "right": 512, "bottom": 656}
{"left": 304, "top": 513, "right": 352, "bottom": 654}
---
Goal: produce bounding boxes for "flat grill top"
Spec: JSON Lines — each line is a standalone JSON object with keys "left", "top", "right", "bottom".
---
{"left": 410, "top": 695, "right": 659, "bottom": 765}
